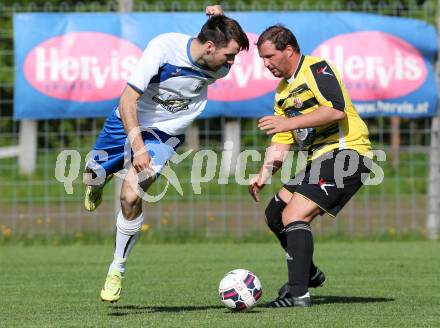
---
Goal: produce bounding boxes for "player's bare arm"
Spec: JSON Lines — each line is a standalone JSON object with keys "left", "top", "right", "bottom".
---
{"left": 258, "top": 106, "right": 346, "bottom": 135}
{"left": 118, "top": 85, "right": 152, "bottom": 173}
{"left": 249, "top": 142, "right": 291, "bottom": 202}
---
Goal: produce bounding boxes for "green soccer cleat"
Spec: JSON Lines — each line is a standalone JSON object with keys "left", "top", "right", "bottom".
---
{"left": 100, "top": 270, "right": 123, "bottom": 303}
{"left": 84, "top": 174, "right": 113, "bottom": 212}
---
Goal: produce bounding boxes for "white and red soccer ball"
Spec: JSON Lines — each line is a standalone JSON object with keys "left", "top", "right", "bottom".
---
{"left": 218, "top": 269, "right": 262, "bottom": 311}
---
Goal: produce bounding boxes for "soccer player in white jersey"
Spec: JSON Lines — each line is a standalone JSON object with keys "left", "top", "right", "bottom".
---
{"left": 83, "top": 6, "right": 249, "bottom": 303}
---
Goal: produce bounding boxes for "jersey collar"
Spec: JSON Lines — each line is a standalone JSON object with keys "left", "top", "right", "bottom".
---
{"left": 287, "top": 54, "right": 305, "bottom": 84}
{"left": 187, "top": 37, "right": 207, "bottom": 70}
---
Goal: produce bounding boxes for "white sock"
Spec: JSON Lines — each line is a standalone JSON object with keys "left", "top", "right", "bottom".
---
{"left": 109, "top": 211, "right": 144, "bottom": 274}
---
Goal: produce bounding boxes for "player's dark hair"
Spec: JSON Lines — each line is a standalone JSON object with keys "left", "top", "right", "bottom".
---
{"left": 197, "top": 15, "right": 249, "bottom": 51}
{"left": 256, "top": 25, "right": 300, "bottom": 53}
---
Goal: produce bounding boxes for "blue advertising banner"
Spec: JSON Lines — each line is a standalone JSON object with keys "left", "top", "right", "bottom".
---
{"left": 14, "top": 12, "right": 438, "bottom": 119}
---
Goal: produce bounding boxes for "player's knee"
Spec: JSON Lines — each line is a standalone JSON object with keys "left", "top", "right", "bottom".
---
{"left": 281, "top": 209, "right": 317, "bottom": 226}
{"left": 281, "top": 210, "right": 290, "bottom": 226}
{"left": 265, "top": 194, "right": 287, "bottom": 234}
{"left": 282, "top": 214, "right": 311, "bottom": 226}
{"left": 120, "top": 192, "right": 142, "bottom": 219}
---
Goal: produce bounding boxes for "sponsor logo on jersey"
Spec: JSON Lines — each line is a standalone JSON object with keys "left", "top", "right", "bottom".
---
{"left": 24, "top": 32, "right": 142, "bottom": 101}
{"left": 152, "top": 90, "right": 190, "bottom": 113}
{"left": 316, "top": 65, "right": 333, "bottom": 76}
{"left": 171, "top": 68, "right": 182, "bottom": 76}
{"left": 312, "top": 31, "right": 427, "bottom": 101}
{"left": 293, "top": 97, "right": 303, "bottom": 108}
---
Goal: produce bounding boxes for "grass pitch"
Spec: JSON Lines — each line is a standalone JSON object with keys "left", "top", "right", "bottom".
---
{"left": 1, "top": 241, "right": 439, "bottom": 327}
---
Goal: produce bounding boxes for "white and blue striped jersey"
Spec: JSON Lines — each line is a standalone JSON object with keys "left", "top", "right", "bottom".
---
{"left": 123, "top": 33, "right": 230, "bottom": 136}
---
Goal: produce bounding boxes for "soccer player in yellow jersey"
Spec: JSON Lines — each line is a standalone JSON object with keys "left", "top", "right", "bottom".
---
{"left": 249, "top": 25, "right": 372, "bottom": 308}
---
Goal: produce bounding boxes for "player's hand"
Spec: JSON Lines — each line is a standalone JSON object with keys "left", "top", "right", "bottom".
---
{"left": 205, "top": 5, "right": 224, "bottom": 16}
{"left": 258, "top": 115, "right": 294, "bottom": 134}
{"left": 132, "top": 150, "right": 153, "bottom": 174}
{"left": 248, "top": 176, "right": 264, "bottom": 202}
{"left": 133, "top": 151, "right": 155, "bottom": 183}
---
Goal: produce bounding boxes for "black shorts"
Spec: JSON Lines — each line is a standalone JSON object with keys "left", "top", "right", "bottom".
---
{"left": 283, "top": 149, "right": 371, "bottom": 217}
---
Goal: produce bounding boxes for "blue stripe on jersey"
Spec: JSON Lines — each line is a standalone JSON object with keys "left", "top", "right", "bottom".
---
{"left": 150, "top": 63, "right": 210, "bottom": 84}
{"left": 127, "top": 82, "right": 144, "bottom": 94}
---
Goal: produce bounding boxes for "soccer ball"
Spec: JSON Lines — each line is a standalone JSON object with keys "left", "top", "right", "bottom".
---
{"left": 218, "top": 269, "right": 262, "bottom": 311}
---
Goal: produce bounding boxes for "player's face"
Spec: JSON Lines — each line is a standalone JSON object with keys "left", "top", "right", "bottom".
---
{"left": 258, "top": 41, "right": 292, "bottom": 78}
{"left": 205, "top": 40, "right": 240, "bottom": 71}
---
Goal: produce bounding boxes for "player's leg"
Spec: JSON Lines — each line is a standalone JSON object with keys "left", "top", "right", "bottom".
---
{"left": 266, "top": 150, "right": 371, "bottom": 308}
{"left": 100, "top": 129, "right": 185, "bottom": 303}
{"left": 264, "top": 188, "right": 325, "bottom": 294}
{"left": 264, "top": 154, "right": 331, "bottom": 308}
{"left": 84, "top": 110, "right": 127, "bottom": 211}
{"left": 111, "top": 167, "right": 156, "bottom": 270}
{"left": 282, "top": 149, "right": 372, "bottom": 301}
{"left": 279, "top": 194, "right": 321, "bottom": 306}
{"left": 264, "top": 193, "right": 321, "bottom": 308}
{"left": 101, "top": 167, "right": 155, "bottom": 303}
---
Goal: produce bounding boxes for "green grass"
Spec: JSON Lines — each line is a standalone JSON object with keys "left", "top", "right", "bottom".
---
{"left": 1, "top": 241, "right": 439, "bottom": 327}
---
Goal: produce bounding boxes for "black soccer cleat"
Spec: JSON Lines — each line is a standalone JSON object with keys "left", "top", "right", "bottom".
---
{"left": 277, "top": 268, "right": 326, "bottom": 299}
{"left": 308, "top": 268, "right": 326, "bottom": 288}
{"left": 263, "top": 292, "right": 312, "bottom": 308}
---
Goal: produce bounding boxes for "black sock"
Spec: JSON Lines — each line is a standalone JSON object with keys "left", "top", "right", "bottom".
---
{"left": 277, "top": 233, "right": 287, "bottom": 250}
{"left": 284, "top": 257, "right": 318, "bottom": 281}
{"left": 284, "top": 221, "right": 314, "bottom": 297}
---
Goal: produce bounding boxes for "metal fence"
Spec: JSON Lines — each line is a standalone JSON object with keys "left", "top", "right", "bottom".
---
{"left": 0, "top": 0, "right": 438, "bottom": 239}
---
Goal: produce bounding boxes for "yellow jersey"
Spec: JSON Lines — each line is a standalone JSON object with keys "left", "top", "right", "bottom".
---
{"left": 272, "top": 55, "right": 371, "bottom": 161}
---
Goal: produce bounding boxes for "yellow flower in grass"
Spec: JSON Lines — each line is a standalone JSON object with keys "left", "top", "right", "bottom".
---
{"left": 36, "top": 218, "right": 43, "bottom": 225}
{"left": 2, "top": 227, "right": 12, "bottom": 237}
{"left": 141, "top": 223, "right": 151, "bottom": 232}
{"left": 388, "top": 227, "right": 396, "bottom": 236}
{"left": 161, "top": 218, "right": 169, "bottom": 225}
{"left": 205, "top": 211, "right": 216, "bottom": 222}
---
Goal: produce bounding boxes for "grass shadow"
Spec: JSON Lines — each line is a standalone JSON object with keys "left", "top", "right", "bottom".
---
{"left": 108, "top": 296, "right": 393, "bottom": 316}
{"left": 313, "top": 295, "right": 394, "bottom": 305}
{"left": 109, "top": 304, "right": 262, "bottom": 316}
